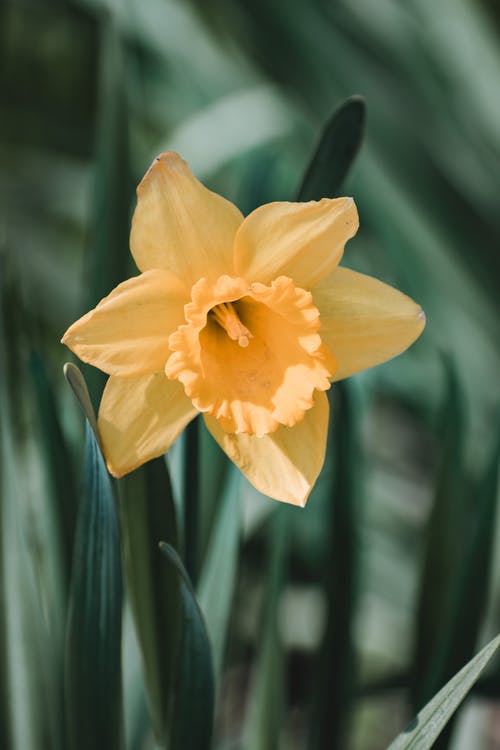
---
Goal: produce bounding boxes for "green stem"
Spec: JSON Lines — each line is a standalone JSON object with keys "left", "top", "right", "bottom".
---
{"left": 183, "top": 417, "right": 200, "bottom": 586}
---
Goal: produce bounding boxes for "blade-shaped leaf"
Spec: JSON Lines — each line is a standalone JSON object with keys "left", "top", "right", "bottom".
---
{"left": 307, "top": 380, "right": 361, "bottom": 750}
{"left": 30, "top": 352, "right": 78, "bottom": 588}
{"left": 296, "top": 95, "right": 366, "bottom": 201}
{"left": 119, "top": 458, "right": 181, "bottom": 747}
{"left": 412, "top": 359, "right": 467, "bottom": 709}
{"left": 198, "top": 418, "right": 229, "bottom": 568}
{"left": 65, "top": 421, "right": 123, "bottom": 750}
{"left": 63, "top": 362, "right": 99, "bottom": 440}
{"left": 197, "top": 468, "right": 241, "bottom": 682}
{"left": 83, "top": 16, "right": 133, "bottom": 404}
{"left": 160, "top": 543, "right": 214, "bottom": 750}
{"left": 428, "top": 423, "right": 500, "bottom": 748}
{"left": 243, "top": 509, "right": 288, "bottom": 750}
{"left": 387, "top": 634, "right": 500, "bottom": 750}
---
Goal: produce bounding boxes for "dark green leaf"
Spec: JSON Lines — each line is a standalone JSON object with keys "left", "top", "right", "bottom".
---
{"left": 30, "top": 352, "right": 78, "bottom": 587}
{"left": 430, "top": 423, "right": 500, "bottom": 748}
{"left": 198, "top": 468, "right": 241, "bottom": 681}
{"left": 84, "top": 16, "right": 132, "bottom": 308}
{"left": 388, "top": 634, "right": 500, "bottom": 750}
{"left": 0, "top": 423, "right": 11, "bottom": 750}
{"left": 307, "top": 381, "right": 361, "bottom": 750}
{"left": 160, "top": 543, "right": 214, "bottom": 750}
{"left": 83, "top": 17, "right": 133, "bottom": 403}
{"left": 65, "top": 423, "right": 123, "bottom": 750}
{"left": 198, "top": 418, "right": 229, "bottom": 566}
{"left": 296, "top": 96, "right": 366, "bottom": 201}
{"left": 0, "top": 1, "right": 98, "bottom": 156}
{"left": 412, "top": 358, "right": 467, "bottom": 709}
{"left": 119, "top": 459, "right": 182, "bottom": 747}
{"left": 243, "top": 509, "right": 288, "bottom": 750}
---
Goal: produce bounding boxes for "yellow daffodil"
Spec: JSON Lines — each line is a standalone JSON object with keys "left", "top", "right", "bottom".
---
{"left": 62, "top": 152, "right": 425, "bottom": 505}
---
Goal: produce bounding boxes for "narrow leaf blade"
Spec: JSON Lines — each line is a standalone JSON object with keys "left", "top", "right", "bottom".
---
{"left": 30, "top": 352, "right": 78, "bottom": 587}
{"left": 296, "top": 95, "right": 366, "bottom": 201}
{"left": 197, "top": 468, "right": 241, "bottom": 682}
{"left": 243, "top": 510, "right": 288, "bottom": 750}
{"left": 65, "top": 422, "right": 123, "bottom": 750}
{"left": 388, "top": 634, "right": 500, "bottom": 750}
{"left": 160, "top": 543, "right": 214, "bottom": 750}
{"left": 119, "top": 458, "right": 181, "bottom": 746}
{"left": 307, "top": 381, "right": 361, "bottom": 749}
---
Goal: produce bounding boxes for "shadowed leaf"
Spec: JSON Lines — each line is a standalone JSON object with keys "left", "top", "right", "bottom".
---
{"left": 243, "top": 509, "right": 288, "bottom": 750}
{"left": 160, "top": 543, "right": 214, "bottom": 750}
{"left": 119, "top": 458, "right": 181, "bottom": 746}
{"left": 412, "top": 359, "right": 467, "bottom": 709}
{"left": 198, "top": 468, "right": 241, "bottom": 682}
{"left": 30, "top": 352, "right": 78, "bottom": 587}
{"left": 431, "top": 422, "right": 500, "bottom": 748}
{"left": 297, "top": 96, "right": 366, "bottom": 201}
{"left": 65, "top": 422, "right": 123, "bottom": 750}
{"left": 307, "top": 381, "right": 361, "bottom": 750}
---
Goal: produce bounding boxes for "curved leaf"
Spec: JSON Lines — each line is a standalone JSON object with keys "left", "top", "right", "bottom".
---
{"left": 307, "top": 381, "right": 361, "bottom": 749}
{"left": 198, "top": 468, "right": 241, "bottom": 682}
{"left": 119, "top": 458, "right": 181, "bottom": 746}
{"left": 388, "top": 634, "right": 500, "bottom": 750}
{"left": 65, "top": 422, "right": 123, "bottom": 750}
{"left": 297, "top": 95, "right": 366, "bottom": 201}
{"left": 160, "top": 543, "right": 214, "bottom": 750}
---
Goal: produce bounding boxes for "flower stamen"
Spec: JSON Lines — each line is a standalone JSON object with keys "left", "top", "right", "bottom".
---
{"left": 210, "top": 301, "right": 253, "bottom": 348}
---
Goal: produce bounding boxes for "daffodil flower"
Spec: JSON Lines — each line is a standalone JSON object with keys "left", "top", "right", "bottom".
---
{"left": 62, "top": 152, "right": 425, "bottom": 505}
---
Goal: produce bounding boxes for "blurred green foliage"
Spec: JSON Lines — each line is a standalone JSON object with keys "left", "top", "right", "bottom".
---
{"left": 1, "top": 0, "right": 500, "bottom": 748}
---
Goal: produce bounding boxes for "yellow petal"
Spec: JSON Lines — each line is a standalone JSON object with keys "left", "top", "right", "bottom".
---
{"left": 313, "top": 266, "right": 426, "bottom": 380}
{"left": 98, "top": 373, "right": 198, "bottom": 477}
{"left": 166, "top": 275, "right": 334, "bottom": 436}
{"left": 204, "top": 391, "right": 329, "bottom": 506}
{"left": 233, "top": 197, "right": 359, "bottom": 288}
{"left": 62, "top": 270, "right": 188, "bottom": 377}
{"left": 130, "top": 152, "right": 244, "bottom": 287}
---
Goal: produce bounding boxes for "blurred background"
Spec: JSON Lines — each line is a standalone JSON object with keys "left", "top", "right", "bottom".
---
{"left": 1, "top": 0, "right": 500, "bottom": 748}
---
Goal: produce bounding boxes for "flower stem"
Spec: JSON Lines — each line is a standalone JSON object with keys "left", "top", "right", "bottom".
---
{"left": 183, "top": 417, "right": 200, "bottom": 586}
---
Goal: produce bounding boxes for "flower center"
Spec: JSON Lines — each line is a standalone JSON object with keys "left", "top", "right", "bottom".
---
{"left": 166, "top": 275, "right": 337, "bottom": 436}
{"left": 209, "top": 302, "right": 253, "bottom": 348}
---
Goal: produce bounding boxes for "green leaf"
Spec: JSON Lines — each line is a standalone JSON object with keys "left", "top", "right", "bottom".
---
{"left": 197, "top": 468, "right": 241, "bottom": 681}
{"left": 412, "top": 359, "right": 467, "bottom": 709}
{"left": 30, "top": 352, "right": 78, "bottom": 589}
{"left": 243, "top": 510, "right": 288, "bottom": 750}
{"left": 160, "top": 543, "right": 214, "bottom": 750}
{"left": 198, "top": 418, "right": 229, "bottom": 567}
{"left": 0, "top": 2, "right": 98, "bottom": 157}
{"left": 83, "top": 16, "right": 133, "bottom": 404}
{"left": 119, "top": 459, "right": 182, "bottom": 747}
{"left": 296, "top": 95, "right": 366, "bottom": 201}
{"left": 63, "top": 362, "right": 99, "bottom": 440}
{"left": 183, "top": 417, "right": 200, "bottom": 585}
{"left": 65, "top": 422, "right": 123, "bottom": 750}
{"left": 428, "top": 422, "right": 500, "bottom": 748}
{"left": 387, "top": 634, "right": 500, "bottom": 750}
{"left": 307, "top": 381, "right": 361, "bottom": 750}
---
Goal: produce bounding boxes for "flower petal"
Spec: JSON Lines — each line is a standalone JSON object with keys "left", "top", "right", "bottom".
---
{"left": 233, "top": 197, "right": 359, "bottom": 288}
{"left": 313, "top": 266, "right": 426, "bottom": 380}
{"left": 131, "top": 152, "right": 244, "bottom": 287}
{"left": 166, "top": 275, "right": 334, "bottom": 436}
{"left": 62, "top": 269, "right": 188, "bottom": 377}
{"left": 204, "top": 390, "right": 329, "bottom": 506}
{"left": 98, "top": 372, "right": 198, "bottom": 477}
